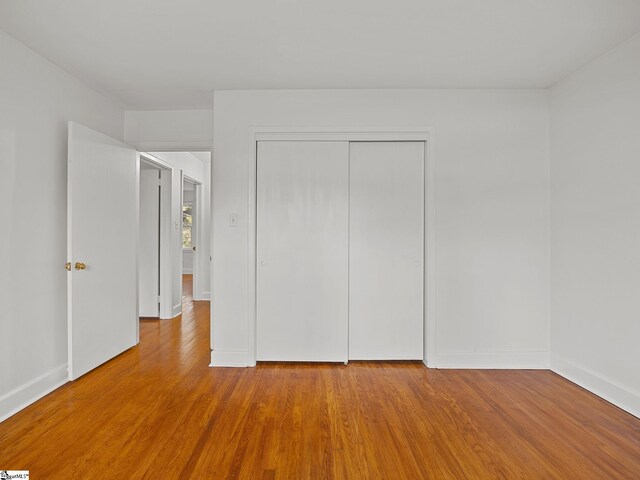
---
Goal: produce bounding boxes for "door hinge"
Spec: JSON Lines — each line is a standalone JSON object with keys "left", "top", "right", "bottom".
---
{"left": 157, "top": 295, "right": 161, "bottom": 303}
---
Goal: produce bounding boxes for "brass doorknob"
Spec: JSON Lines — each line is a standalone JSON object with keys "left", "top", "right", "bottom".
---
{"left": 64, "top": 262, "right": 72, "bottom": 271}
{"left": 74, "top": 262, "right": 87, "bottom": 270}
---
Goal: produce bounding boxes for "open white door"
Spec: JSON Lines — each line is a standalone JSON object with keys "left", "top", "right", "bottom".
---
{"left": 67, "top": 122, "right": 139, "bottom": 380}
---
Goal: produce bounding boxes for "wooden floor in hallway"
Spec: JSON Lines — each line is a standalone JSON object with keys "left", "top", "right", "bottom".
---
{"left": 1, "top": 274, "right": 640, "bottom": 478}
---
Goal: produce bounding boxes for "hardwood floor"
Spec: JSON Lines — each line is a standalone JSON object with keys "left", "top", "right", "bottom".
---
{"left": 1, "top": 275, "right": 640, "bottom": 478}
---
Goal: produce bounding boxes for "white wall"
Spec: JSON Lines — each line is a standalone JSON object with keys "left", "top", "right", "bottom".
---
{"left": 211, "top": 89, "right": 551, "bottom": 367}
{"left": 0, "top": 30, "right": 124, "bottom": 419}
{"left": 152, "top": 151, "right": 204, "bottom": 183}
{"left": 550, "top": 32, "right": 640, "bottom": 417}
{"left": 124, "top": 110, "right": 213, "bottom": 151}
{"left": 182, "top": 250, "right": 194, "bottom": 274}
{"left": 191, "top": 151, "right": 212, "bottom": 301}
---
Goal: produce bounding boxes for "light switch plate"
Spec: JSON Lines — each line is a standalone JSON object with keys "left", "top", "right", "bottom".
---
{"left": 229, "top": 213, "right": 239, "bottom": 227}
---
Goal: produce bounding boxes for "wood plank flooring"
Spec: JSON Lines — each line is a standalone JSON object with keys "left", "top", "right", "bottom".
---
{"left": 1, "top": 275, "right": 640, "bottom": 478}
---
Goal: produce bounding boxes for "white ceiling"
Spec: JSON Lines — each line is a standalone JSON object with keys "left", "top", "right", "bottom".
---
{"left": 2, "top": 0, "right": 640, "bottom": 109}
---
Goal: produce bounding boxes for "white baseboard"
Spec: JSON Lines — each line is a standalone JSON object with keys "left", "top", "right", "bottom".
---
{"left": 210, "top": 350, "right": 253, "bottom": 367}
{"left": 182, "top": 268, "right": 193, "bottom": 274}
{"left": 160, "top": 309, "right": 182, "bottom": 320}
{"left": 0, "top": 364, "right": 68, "bottom": 422}
{"left": 436, "top": 351, "right": 549, "bottom": 369}
{"left": 551, "top": 354, "right": 640, "bottom": 419}
{"left": 194, "top": 291, "right": 211, "bottom": 301}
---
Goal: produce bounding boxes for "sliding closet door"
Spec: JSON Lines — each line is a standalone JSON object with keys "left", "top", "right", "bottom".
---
{"left": 257, "top": 141, "right": 349, "bottom": 362}
{"left": 349, "top": 142, "right": 424, "bottom": 360}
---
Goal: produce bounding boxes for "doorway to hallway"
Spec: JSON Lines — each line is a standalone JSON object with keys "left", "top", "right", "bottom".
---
{"left": 137, "top": 151, "right": 211, "bottom": 322}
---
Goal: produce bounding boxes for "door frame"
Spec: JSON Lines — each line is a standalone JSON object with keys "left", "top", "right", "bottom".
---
{"left": 138, "top": 147, "right": 212, "bottom": 306}
{"left": 183, "top": 176, "right": 202, "bottom": 301}
{"left": 139, "top": 152, "right": 175, "bottom": 319}
{"left": 246, "top": 126, "right": 437, "bottom": 368}
{"left": 138, "top": 158, "right": 164, "bottom": 318}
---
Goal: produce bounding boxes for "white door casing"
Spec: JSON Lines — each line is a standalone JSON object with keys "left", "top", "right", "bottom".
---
{"left": 159, "top": 168, "right": 174, "bottom": 319}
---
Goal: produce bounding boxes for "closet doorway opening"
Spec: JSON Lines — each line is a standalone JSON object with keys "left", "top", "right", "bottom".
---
{"left": 236, "top": 127, "right": 436, "bottom": 369}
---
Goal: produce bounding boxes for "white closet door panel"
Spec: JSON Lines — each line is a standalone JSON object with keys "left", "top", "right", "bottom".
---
{"left": 349, "top": 142, "right": 424, "bottom": 360}
{"left": 257, "top": 141, "right": 349, "bottom": 362}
